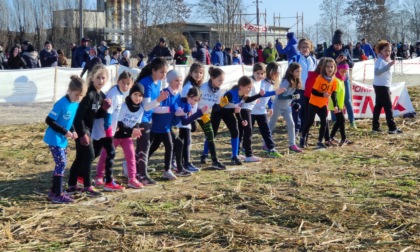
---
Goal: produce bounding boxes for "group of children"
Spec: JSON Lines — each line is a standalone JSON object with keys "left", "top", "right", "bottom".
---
{"left": 43, "top": 38, "right": 401, "bottom": 204}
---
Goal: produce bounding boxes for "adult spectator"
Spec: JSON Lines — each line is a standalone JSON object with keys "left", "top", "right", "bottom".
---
{"left": 69, "top": 43, "right": 77, "bottom": 67}
{"left": 262, "top": 42, "right": 278, "bottom": 64}
{"left": 409, "top": 43, "right": 415, "bottom": 59}
{"left": 256, "top": 45, "right": 264, "bottom": 63}
{"left": 276, "top": 32, "right": 299, "bottom": 61}
{"left": 361, "top": 38, "right": 376, "bottom": 59}
{"left": 315, "top": 43, "right": 324, "bottom": 59}
{"left": 22, "top": 44, "right": 40, "bottom": 68}
{"left": 0, "top": 46, "right": 7, "bottom": 69}
{"left": 345, "top": 41, "right": 354, "bottom": 59}
{"left": 103, "top": 48, "right": 111, "bottom": 65}
{"left": 97, "top": 40, "right": 109, "bottom": 63}
{"left": 110, "top": 51, "right": 119, "bottom": 65}
{"left": 174, "top": 45, "right": 188, "bottom": 65}
{"left": 8, "top": 45, "right": 27, "bottom": 69}
{"left": 210, "top": 42, "right": 226, "bottom": 66}
{"left": 57, "top": 49, "right": 68, "bottom": 67}
{"left": 224, "top": 47, "right": 233, "bottom": 65}
{"left": 148, "top": 37, "right": 172, "bottom": 63}
{"left": 416, "top": 41, "right": 420, "bottom": 57}
{"left": 192, "top": 40, "right": 207, "bottom": 64}
{"left": 119, "top": 50, "right": 130, "bottom": 67}
{"left": 324, "top": 29, "right": 356, "bottom": 129}
{"left": 80, "top": 46, "right": 102, "bottom": 77}
{"left": 39, "top": 41, "right": 58, "bottom": 67}
{"left": 353, "top": 42, "right": 365, "bottom": 61}
{"left": 21, "top": 41, "right": 30, "bottom": 54}
{"left": 137, "top": 53, "right": 145, "bottom": 69}
{"left": 72, "top": 37, "right": 90, "bottom": 68}
{"left": 242, "top": 39, "right": 257, "bottom": 65}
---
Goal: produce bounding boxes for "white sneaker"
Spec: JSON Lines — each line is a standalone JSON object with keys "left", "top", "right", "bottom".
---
{"left": 122, "top": 161, "right": 128, "bottom": 177}
{"left": 245, "top": 155, "right": 262, "bottom": 162}
{"left": 238, "top": 154, "right": 246, "bottom": 161}
{"left": 163, "top": 170, "right": 177, "bottom": 180}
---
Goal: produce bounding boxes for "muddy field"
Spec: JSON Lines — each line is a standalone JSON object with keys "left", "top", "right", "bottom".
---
{"left": 0, "top": 87, "right": 418, "bottom": 251}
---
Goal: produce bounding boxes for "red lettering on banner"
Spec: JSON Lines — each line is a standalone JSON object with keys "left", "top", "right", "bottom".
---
{"left": 361, "top": 96, "right": 374, "bottom": 114}
{"left": 353, "top": 85, "right": 373, "bottom": 93}
{"left": 352, "top": 95, "right": 363, "bottom": 114}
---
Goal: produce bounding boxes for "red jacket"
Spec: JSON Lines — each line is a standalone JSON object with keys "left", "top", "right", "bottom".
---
{"left": 257, "top": 49, "right": 264, "bottom": 63}
{"left": 304, "top": 71, "right": 319, "bottom": 98}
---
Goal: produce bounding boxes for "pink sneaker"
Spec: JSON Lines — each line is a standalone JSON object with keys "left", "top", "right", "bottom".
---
{"left": 128, "top": 178, "right": 144, "bottom": 189}
{"left": 94, "top": 177, "right": 105, "bottom": 187}
{"left": 289, "top": 145, "right": 303, "bottom": 153}
{"left": 103, "top": 181, "right": 125, "bottom": 192}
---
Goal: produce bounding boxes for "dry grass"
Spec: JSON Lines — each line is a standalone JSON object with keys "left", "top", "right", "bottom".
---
{"left": 0, "top": 87, "right": 419, "bottom": 251}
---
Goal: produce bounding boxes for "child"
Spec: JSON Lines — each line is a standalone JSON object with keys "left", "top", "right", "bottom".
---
{"left": 148, "top": 70, "right": 187, "bottom": 180}
{"left": 44, "top": 76, "right": 86, "bottom": 203}
{"left": 135, "top": 57, "right": 169, "bottom": 186}
{"left": 67, "top": 64, "right": 111, "bottom": 197}
{"left": 114, "top": 84, "right": 146, "bottom": 188}
{"left": 238, "top": 63, "right": 265, "bottom": 162}
{"left": 93, "top": 71, "right": 133, "bottom": 190}
{"left": 178, "top": 63, "right": 205, "bottom": 172}
{"left": 268, "top": 62, "right": 303, "bottom": 153}
{"left": 372, "top": 40, "right": 402, "bottom": 134}
{"left": 232, "top": 51, "right": 242, "bottom": 65}
{"left": 198, "top": 67, "right": 226, "bottom": 169}
{"left": 252, "top": 62, "right": 283, "bottom": 158}
{"left": 289, "top": 38, "right": 317, "bottom": 135}
{"left": 300, "top": 58, "right": 338, "bottom": 149}
{"left": 172, "top": 87, "right": 209, "bottom": 173}
{"left": 215, "top": 76, "right": 265, "bottom": 165}
{"left": 330, "top": 61, "right": 354, "bottom": 145}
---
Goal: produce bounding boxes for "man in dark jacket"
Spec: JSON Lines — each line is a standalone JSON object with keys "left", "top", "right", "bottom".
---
{"left": 39, "top": 41, "right": 58, "bottom": 67}
{"left": 242, "top": 39, "right": 256, "bottom": 65}
{"left": 80, "top": 46, "right": 102, "bottom": 77}
{"left": 72, "top": 37, "right": 90, "bottom": 68}
{"left": 0, "top": 46, "right": 6, "bottom": 69}
{"left": 192, "top": 40, "right": 207, "bottom": 64}
{"left": 148, "top": 37, "right": 172, "bottom": 63}
{"left": 324, "top": 29, "right": 356, "bottom": 129}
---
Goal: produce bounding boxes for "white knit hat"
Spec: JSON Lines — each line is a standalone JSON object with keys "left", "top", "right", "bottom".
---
{"left": 166, "top": 70, "right": 183, "bottom": 84}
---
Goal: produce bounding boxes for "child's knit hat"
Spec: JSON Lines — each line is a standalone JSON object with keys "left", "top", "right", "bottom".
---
{"left": 166, "top": 70, "right": 183, "bottom": 84}
{"left": 129, "top": 84, "right": 144, "bottom": 96}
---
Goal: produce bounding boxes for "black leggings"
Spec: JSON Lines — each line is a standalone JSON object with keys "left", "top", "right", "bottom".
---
{"left": 212, "top": 108, "right": 239, "bottom": 138}
{"left": 238, "top": 109, "right": 253, "bottom": 157}
{"left": 251, "top": 114, "right": 275, "bottom": 150}
{"left": 93, "top": 137, "right": 116, "bottom": 183}
{"left": 135, "top": 122, "right": 151, "bottom": 177}
{"left": 301, "top": 104, "right": 329, "bottom": 143}
{"left": 68, "top": 134, "right": 115, "bottom": 187}
{"left": 179, "top": 128, "right": 192, "bottom": 165}
{"left": 330, "top": 111, "right": 346, "bottom": 140}
{"left": 149, "top": 132, "right": 173, "bottom": 171}
{"left": 372, "top": 85, "right": 397, "bottom": 131}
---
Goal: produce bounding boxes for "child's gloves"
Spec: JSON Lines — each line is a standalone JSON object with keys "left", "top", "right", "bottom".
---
{"left": 201, "top": 114, "right": 211, "bottom": 123}
{"left": 79, "top": 134, "right": 90, "bottom": 146}
{"left": 220, "top": 96, "right": 229, "bottom": 107}
{"left": 105, "top": 127, "right": 113, "bottom": 138}
{"left": 292, "top": 93, "right": 300, "bottom": 100}
{"left": 183, "top": 103, "right": 192, "bottom": 113}
{"left": 101, "top": 99, "right": 112, "bottom": 110}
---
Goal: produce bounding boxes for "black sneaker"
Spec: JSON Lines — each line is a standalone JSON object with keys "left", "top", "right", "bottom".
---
{"left": 340, "top": 138, "right": 354, "bottom": 146}
{"left": 388, "top": 128, "right": 403, "bottom": 134}
{"left": 371, "top": 128, "right": 384, "bottom": 133}
{"left": 139, "top": 176, "right": 158, "bottom": 186}
{"left": 231, "top": 156, "right": 243, "bottom": 165}
{"left": 315, "top": 142, "right": 327, "bottom": 149}
{"left": 325, "top": 140, "right": 336, "bottom": 147}
{"left": 175, "top": 169, "right": 192, "bottom": 177}
{"left": 200, "top": 155, "right": 208, "bottom": 164}
{"left": 211, "top": 160, "right": 226, "bottom": 170}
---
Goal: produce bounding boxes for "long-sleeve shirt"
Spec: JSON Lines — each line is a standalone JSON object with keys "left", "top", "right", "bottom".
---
{"left": 198, "top": 81, "right": 224, "bottom": 112}
{"left": 39, "top": 49, "right": 58, "bottom": 67}
{"left": 73, "top": 85, "right": 107, "bottom": 137}
{"left": 114, "top": 103, "right": 144, "bottom": 139}
{"left": 251, "top": 78, "right": 275, "bottom": 115}
{"left": 289, "top": 53, "right": 317, "bottom": 88}
{"left": 362, "top": 43, "right": 376, "bottom": 59}
{"left": 151, "top": 87, "right": 182, "bottom": 133}
{"left": 373, "top": 57, "right": 393, "bottom": 87}
{"left": 139, "top": 75, "right": 163, "bottom": 123}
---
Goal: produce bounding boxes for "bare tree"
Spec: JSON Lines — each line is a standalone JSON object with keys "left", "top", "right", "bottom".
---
{"left": 402, "top": 0, "right": 420, "bottom": 41}
{"left": 319, "top": 0, "right": 348, "bottom": 41}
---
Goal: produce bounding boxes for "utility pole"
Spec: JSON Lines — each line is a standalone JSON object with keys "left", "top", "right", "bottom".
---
{"left": 79, "top": 0, "right": 84, "bottom": 39}
{"left": 253, "top": 0, "right": 262, "bottom": 44}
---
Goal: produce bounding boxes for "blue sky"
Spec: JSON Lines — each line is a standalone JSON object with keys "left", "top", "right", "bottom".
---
{"left": 242, "top": 0, "right": 323, "bottom": 29}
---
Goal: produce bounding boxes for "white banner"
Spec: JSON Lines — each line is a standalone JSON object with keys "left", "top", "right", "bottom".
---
{"left": 351, "top": 81, "right": 414, "bottom": 118}
{"left": 243, "top": 23, "right": 268, "bottom": 33}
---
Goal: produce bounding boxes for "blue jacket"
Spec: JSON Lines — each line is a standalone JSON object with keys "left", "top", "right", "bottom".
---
{"left": 39, "top": 49, "right": 58, "bottom": 67}
{"left": 211, "top": 42, "right": 225, "bottom": 66}
{"left": 277, "top": 32, "right": 298, "bottom": 60}
{"left": 72, "top": 45, "right": 89, "bottom": 68}
{"left": 361, "top": 43, "right": 376, "bottom": 59}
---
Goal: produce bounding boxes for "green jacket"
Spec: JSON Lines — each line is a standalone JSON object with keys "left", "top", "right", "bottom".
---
{"left": 263, "top": 47, "right": 278, "bottom": 64}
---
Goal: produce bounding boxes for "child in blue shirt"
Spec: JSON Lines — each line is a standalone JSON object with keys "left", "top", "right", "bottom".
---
{"left": 44, "top": 75, "right": 86, "bottom": 204}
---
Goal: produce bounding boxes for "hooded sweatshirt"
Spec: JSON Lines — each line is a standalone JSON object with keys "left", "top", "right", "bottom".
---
{"left": 211, "top": 42, "right": 225, "bottom": 66}
{"left": 277, "top": 32, "right": 298, "bottom": 60}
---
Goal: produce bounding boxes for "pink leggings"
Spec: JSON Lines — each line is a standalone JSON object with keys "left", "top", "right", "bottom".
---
{"left": 96, "top": 137, "right": 136, "bottom": 180}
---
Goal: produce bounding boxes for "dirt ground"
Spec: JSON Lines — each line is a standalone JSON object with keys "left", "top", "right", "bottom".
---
{"left": 0, "top": 86, "right": 418, "bottom": 251}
